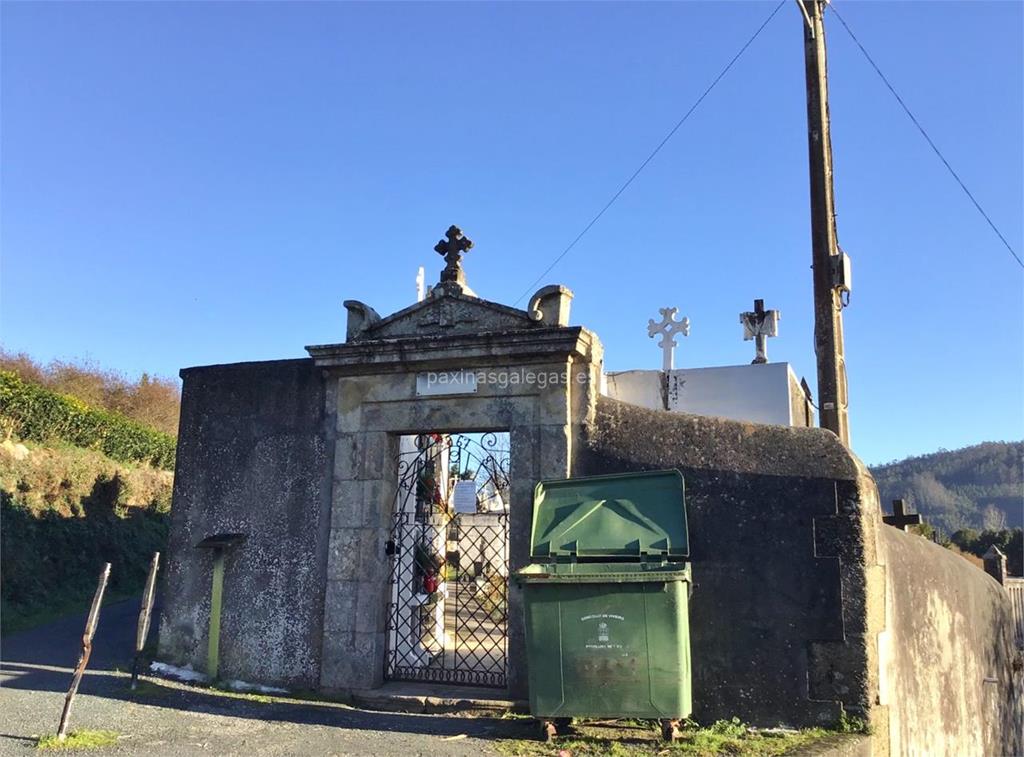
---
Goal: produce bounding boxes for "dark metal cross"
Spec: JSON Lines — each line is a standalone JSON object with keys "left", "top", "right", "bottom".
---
{"left": 739, "top": 298, "right": 780, "bottom": 365}
{"left": 434, "top": 225, "right": 474, "bottom": 284}
{"left": 882, "top": 499, "right": 923, "bottom": 532}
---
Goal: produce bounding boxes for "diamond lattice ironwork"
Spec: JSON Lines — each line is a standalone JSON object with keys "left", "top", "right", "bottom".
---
{"left": 384, "top": 432, "right": 510, "bottom": 688}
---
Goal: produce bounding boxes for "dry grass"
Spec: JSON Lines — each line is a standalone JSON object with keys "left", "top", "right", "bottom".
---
{"left": 0, "top": 439, "right": 172, "bottom": 517}
{"left": 0, "top": 350, "right": 180, "bottom": 436}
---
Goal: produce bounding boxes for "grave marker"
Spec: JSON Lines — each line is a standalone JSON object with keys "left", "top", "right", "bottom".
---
{"left": 647, "top": 307, "right": 690, "bottom": 371}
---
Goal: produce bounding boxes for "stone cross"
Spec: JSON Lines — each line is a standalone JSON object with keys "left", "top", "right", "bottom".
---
{"left": 434, "top": 225, "right": 474, "bottom": 287}
{"left": 647, "top": 307, "right": 690, "bottom": 371}
{"left": 882, "top": 499, "right": 923, "bottom": 532}
{"left": 739, "top": 299, "right": 780, "bottom": 365}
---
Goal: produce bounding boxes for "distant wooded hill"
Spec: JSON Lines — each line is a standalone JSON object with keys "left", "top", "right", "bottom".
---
{"left": 870, "top": 442, "right": 1023, "bottom": 534}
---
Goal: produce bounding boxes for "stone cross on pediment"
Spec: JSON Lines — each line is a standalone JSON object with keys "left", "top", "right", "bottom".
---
{"left": 435, "top": 225, "right": 474, "bottom": 288}
{"left": 647, "top": 307, "right": 690, "bottom": 371}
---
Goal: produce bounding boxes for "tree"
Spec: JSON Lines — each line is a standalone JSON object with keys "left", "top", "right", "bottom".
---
{"left": 981, "top": 504, "right": 1008, "bottom": 531}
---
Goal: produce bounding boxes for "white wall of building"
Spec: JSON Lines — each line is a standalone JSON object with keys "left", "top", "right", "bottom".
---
{"left": 604, "top": 362, "right": 811, "bottom": 427}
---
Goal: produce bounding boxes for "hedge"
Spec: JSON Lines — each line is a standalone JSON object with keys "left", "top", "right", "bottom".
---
{"left": 0, "top": 371, "right": 176, "bottom": 469}
{"left": 2, "top": 494, "right": 170, "bottom": 634}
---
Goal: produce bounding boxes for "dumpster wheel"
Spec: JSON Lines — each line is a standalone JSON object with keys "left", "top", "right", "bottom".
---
{"left": 659, "top": 719, "right": 682, "bottom": 742}
{"left": 538, "top": 718, "right": 573, "bottom": 742}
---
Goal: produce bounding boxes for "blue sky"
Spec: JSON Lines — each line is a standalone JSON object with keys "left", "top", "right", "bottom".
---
{"left": 1, "top": 1, "right": 1021, "bottom": 466}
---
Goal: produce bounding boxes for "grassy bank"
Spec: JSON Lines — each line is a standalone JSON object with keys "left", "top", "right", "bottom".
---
{"left": 0, "top": 370, "right": 176, "bottom": 469}
{"left": 1, "top": 439, "right": 171, "bottom": 635}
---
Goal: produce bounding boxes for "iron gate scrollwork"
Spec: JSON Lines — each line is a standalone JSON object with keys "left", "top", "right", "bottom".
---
{"left": 384, "top": 431, "right": 510, "bottom": 688}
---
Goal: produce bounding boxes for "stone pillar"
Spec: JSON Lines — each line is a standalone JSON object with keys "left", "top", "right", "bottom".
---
{"left": 321, "top": 377, "right": 399, "bottom": 692}
{"left": 506, "top": 424, "right": 540, "bottom": 699}
{"left": 983, "top": 546, "right": 1007, "bottom": 586}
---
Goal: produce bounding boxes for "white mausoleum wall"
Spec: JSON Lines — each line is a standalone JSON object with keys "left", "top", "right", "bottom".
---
{"left": 604, "top": 363, "right": 812, "bottom": 427}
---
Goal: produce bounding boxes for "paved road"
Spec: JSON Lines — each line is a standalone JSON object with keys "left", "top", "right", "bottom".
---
{"left": 0, "top": 599, "right": 533, "bottom": 756}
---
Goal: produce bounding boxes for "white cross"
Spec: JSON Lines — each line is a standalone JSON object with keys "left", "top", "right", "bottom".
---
{"left": 647, "top": 307, "right": 690, "bottom": 371}
{"left": 415, "top": 266, "right": 425, "bottom": 302}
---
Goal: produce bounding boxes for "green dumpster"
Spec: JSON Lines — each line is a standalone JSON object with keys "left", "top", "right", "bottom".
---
{"left": 516, "top": 470, "right": 691, "bottom": 740}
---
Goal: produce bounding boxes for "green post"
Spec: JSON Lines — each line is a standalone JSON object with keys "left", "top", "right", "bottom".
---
{"left": 195, "top": 532, "right": 245, "bottom": 680}
{"left": 207, "top": 549, "right": 225, "bottom": 680}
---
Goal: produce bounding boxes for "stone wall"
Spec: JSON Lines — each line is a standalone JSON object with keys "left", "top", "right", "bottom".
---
{"left": 575, "top": 395, "right": 875, "bottom": 728}
{"left": 153, "top": 331, "right": 1022, "bottom": 753}
{"left": 576, "top": 396, "right": 1023, "bottom": 754}
{"left": 157, "top": 359, "right": 332, "bottom": 688}
{"left": 877, "top": 527, "right": 1022, "bottom": 756}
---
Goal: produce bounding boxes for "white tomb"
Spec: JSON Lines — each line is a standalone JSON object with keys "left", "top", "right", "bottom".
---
{"left": 604, "top": 362, "right": 814, "bottom": 428}
{"left": 606, "top": 302, "right": 814, "bottom": 428}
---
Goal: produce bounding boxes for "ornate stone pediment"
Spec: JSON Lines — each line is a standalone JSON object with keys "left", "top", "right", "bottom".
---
{"left": 347, "top": 290, "right": 538, "bottom": 341}
{"left": 333, "top": 224, "right": 574, "bottom": 343}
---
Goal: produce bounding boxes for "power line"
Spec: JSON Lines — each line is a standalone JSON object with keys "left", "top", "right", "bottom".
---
{"left": 828, "top": 3, "right": 1024, "bottom": 271}
{"left": 512, "top": 0, "right": 787, "bottom": 306}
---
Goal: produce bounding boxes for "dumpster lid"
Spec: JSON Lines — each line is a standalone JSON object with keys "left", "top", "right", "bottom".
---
{"left": 531, "top": 470, "right": 687, "bottom": 559}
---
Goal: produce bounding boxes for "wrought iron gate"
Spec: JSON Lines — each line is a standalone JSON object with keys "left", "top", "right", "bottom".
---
{"left": 384, "top": 432, "right": 510, "bottom": 688}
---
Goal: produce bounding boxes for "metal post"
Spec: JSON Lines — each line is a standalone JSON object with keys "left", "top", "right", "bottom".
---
{"left": 801, "top": 0, "right": 850, "bottom": 446}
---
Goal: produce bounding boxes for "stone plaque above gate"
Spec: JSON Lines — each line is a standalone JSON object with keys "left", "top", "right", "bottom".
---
{"left": 415, "top": 370, "right": 478, "bottom": 396}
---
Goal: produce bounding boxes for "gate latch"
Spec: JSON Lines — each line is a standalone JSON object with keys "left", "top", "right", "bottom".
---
{"left": 384, "top": 539, "right": 398, "bottom": 557}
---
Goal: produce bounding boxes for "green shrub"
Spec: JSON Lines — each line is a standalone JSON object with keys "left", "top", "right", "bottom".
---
{"left": 0, "top": 371, "right": 175, "bottom": 469}
{"left": 709, "top": 717, "right": 748, "bottom": 738}
{"left": 1, "top": 493, "right": 169, "bottom": 634}
{"left": 837, "top": 709, "right": 872, "bottom": 734}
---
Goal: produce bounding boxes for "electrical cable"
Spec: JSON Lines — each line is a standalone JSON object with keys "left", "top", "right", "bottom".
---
{"left": 828, "top": 2, "right": 1024, "bottom": 271}
{"left": 511, "top": 0, "right": 788, "bottom": 306}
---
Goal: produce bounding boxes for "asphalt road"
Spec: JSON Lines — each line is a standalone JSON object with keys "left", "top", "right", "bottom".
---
{"left": 0, "top": 599, "right": 533, "bottom": 756}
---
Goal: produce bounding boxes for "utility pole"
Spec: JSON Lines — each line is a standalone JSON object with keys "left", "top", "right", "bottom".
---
{"left": 799, "top": 0, "right": 850, "bottom": 446}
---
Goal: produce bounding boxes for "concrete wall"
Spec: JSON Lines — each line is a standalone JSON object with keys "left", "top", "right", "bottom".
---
{"left": 576, "top": 395, "right": 874, "bottom": 728}
{"left": 876, "top": 527, "right": 1022, "bottom": 757}
{"left": 157, "top": 359, "right": 332, "bottom": 688}
{"left": 604, "top": 363, "right": 813, "bottom": 427}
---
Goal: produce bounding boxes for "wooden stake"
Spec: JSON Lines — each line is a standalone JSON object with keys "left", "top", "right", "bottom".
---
{"left": 57, "top": 562, "right": 111, "bottom": 741}
{"left": 131, "top": 552, "right": 160, "bottom": 690}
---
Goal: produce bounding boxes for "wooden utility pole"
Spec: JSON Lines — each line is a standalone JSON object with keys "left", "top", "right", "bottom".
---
{"left": 800, "top": 0, "right": 850, "bottom": 446}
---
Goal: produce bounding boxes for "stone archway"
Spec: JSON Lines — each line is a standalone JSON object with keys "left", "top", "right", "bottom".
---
{"left": 309, "top": 288, "right": 602, "bottom": 697}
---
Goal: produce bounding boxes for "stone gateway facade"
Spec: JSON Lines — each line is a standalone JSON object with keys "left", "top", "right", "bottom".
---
{"left": 158, "top": 248, "right": 1021, "bottom": 756}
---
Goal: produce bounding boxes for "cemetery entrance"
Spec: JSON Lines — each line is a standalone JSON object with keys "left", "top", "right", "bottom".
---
{"left": 384, "top": 431, "right": 510, "bottom": 687}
